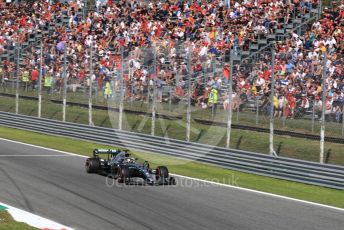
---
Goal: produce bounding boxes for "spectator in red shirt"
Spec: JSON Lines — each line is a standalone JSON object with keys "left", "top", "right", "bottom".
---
{"left": 30, "top": 67, "right": 39, "bottom": 90}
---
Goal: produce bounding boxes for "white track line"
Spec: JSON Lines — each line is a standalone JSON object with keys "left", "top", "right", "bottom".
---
{"left": 0, "top": 154, "right": 75, "bottom": 157}
{"left": 171, "top": 174, "right": 344, "bottom": 212}
{"left": 0, "top": 137, "right": 343, "bottom": 212}
{"left": 0, "top": 202, "right": 74, "bottom": 230}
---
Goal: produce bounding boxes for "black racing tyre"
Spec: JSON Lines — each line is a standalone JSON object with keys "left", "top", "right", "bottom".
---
{"left": 85, "top": 158, "right": 100, "bottom": 173}
{"left": 156, "top": 166, "right": 169, "bottom": 181}
{"left": 117, "top": 165, "right": 130, "bottom": 183}
{"left": 169, "top": 177, "right": 176, "bottom": 185}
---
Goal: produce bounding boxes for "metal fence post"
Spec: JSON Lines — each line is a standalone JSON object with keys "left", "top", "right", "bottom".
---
{"left": 312, "top": 99, "right": 315, "bottom": 134}
{"left": 256, "top": 96, "right": 259, "bottom": 125}
{"left": 62, "top": 43, "right": 67, "bottom": 122}
{"left": 130, "top": 78, "right": 134, "bottom": 106}
{"left": 236, "top": 97, "right": 239, "bottom": 123}
{"left": 186, "top": 47, "right": 192, "bottom": 142}
{"left": 225, "top": 0, "right": 230, "bottom": 8}
{"left": 320, "top": 53, "right": 327, "bottom": 164}
{"left": 169, "top": 85, "right": 172, "bottom": 112}
{"left": 269, "top": 47, "right": 276, "bottom": 156}
{"left": 212, "top": 55, "right": 216, "bottom": 78}
{"left": 226, "top": 52, "right": 233, "bottom": 149}
{"left": 83, "top": 0, "right": 86, "bottom": 21}
{"left": 95, "top": 80, "right": 98, "bottom": 103}
{"left": 38, "top": 41, "right": 43, "bottom": 118}
{"left": 128, "top": 60, "right": 132, "bottom": 106}
{"left": 118, "top": 46, "right": 124, "bottom": 130}
{"left": 151, "top": 45, "right": 157, "bottom": 136}
{"left": 318, "top": 0, "right": 322, "bottom": 20}
{"left": 111, "top": 60, "right": 116, "bottom": 105}
{"left": 15, "top": 44, "right": 20, "bottom": 114}
{"left": 282, "top": 96, "right": 286, "bottom": 127}
{"left": 88, "top": 39, "right": 93, "bottom": 126}
{"left": 9, "top": 74, "right": 14, "bottom": 91}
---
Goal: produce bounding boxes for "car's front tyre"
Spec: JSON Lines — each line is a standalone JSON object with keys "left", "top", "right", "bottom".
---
{"left": 156, "top": 166, "right": 169, "bottom": 184}
{"left": 169, "top": 177, "right": 176, "bottom": 185}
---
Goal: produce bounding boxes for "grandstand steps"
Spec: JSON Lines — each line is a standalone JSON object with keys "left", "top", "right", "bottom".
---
{"left": 242, "top": 4, "right": 321, "bottom": 70}
{"left": 241, "top": 51, "right": 250, "bottom": 57}
{"left": 28, "top": 36, "right": 36, "bottom": 42}
{"left": 249, "top": 44, "right": 258, "bottom": 50}
{"left": 56, "top": 21, "right": 63, "bottom": 27}
{"left": 7, "top": 50, "right": 15, "bottom": 56}
{"left": 275, "top": 29, "right": 285, "bottom": 34}
{"left": 258, "top": 39, "right": 267, "bottom": 46}
{"left": 22, "top": 42, "right": 29, "bottom": 48}
{"left": 293, "top": 18, "right": 302, "bottom": 24}
{"left": 266, "top": 34, "right": 276, "bottom": 41}
{"left": 285, "top": 23, "right": 294, "bottom": 30}
{"left": 42, "top": 30, "right": 49, "bottom": 36}
{"left": 0, "top": 53, "right": 9, "bottom": 61}
{"left": 0, "top": 17, "right": 55, "bottom": 68}
{"left": 311, "top": 8, "right": 319, "bottom": 14}
{"left": 231, "top": 55, "right": 241, "bottom": 61}
{"left": 303, "top": 13, "right": 311, "bottom": 19}
{"left": 36, "top": 34, "right": 42, "bottom": 40}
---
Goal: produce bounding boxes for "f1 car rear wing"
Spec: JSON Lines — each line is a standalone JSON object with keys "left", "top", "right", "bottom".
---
{"left": 92, "top": 149, "right": 130, "bottom": 159}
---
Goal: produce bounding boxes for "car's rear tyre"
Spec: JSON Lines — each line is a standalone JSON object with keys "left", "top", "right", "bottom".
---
{"left": 156, "top": 166, "right": 169, "bottom": 181}
{"left": 117, "top": 165, "right": 130, "bottom": 183}
{"left": 85, "top": 158, "right": 100, "bottom": 173}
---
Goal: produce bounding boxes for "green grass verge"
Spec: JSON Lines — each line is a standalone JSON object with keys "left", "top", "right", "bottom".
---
{"left": 2, "top": 89, "right": 343, "bottom": 137}
{"left": 0, "top": 125, "right": 343, "bottom": 208}
{"left": 0, "top": 211, "right": 38, "bottom": 230}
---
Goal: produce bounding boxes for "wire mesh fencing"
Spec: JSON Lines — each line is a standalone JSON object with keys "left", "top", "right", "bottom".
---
{"left": 0, "top": 1, "right": 343, "bottom": 165}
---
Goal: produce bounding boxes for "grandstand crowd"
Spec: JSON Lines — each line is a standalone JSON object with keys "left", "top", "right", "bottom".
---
{"left": 0, "top": 0, "right": 343, "bottom": 122}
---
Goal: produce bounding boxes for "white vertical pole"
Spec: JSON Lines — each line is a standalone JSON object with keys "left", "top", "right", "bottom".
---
{"left": 83, "top": 0, "right": 86, "bottom": 21}
{"left": 320, "top": 54, "right": 327, "bottom": 164}
{"left": 256, "top": 96, "right": 259, "bottom": 125}
{"left": 62, "top": 43, "right": 67, "bottom": 122}
{"left": 226, "top": 52, "right": 233, "bottom": 149}
{"left": 15, "top": 44, "right": 20, "bottom": 114}
{"left": 269, "top": 48, "right": 276, "bottom": 156}
{"left": 186, "top": 47, "right": 192, "bottom": 142}
{"left": 318, "top": 0, "right": 322, "bottom": 20}
{"left": 311, "top": 99, "right": 315, "bottom": 134}
{"left": 151, "top": 45, "right": 157, "bottom": 136}
{"left": 169, "top": 85, "right": 172, "bottom": 112}
{"left": 118, "top": 46, "right": 124, "bottom": 130}
{"left": 226, "top": 0, "right": 230, "bottom": 9}
{"left": 88, "top": 39, "right": 93, "bottom": 126}
{"left": 236, "top": 97, "right": 239, "bottom": 123}
{"left": 38, "top": 41, "right": 43, "bottom": 118}
{"left": 282, "top": 96, "right": 286, "bottom": 127}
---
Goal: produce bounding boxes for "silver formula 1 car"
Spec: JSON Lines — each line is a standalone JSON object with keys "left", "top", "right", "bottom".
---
{"left": 85, "top": 149, "right": 176, "bottom": 185}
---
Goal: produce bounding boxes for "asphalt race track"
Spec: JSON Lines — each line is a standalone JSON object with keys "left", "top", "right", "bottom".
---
{"left": 0, "top": 139, "right": 343, "bottom": 230}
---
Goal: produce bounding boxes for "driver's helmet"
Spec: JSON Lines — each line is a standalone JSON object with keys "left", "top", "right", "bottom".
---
{"left": 126, "top": 158, "right": 135, "bottom": 164}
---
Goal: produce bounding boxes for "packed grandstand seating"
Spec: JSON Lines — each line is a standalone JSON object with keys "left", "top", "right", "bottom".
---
{"left": 0, "top": 0, "right": 343, "bottom": 122}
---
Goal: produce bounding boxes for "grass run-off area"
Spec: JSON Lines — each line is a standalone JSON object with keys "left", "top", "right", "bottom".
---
{"left": 1, "top": 93, "right": 344, "bottom": 165}
{"left": 0, "top": 126, "right": 343, "bottom": 208}
{"left": 0, "top": 210, "right": 38, "bottom": 230}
